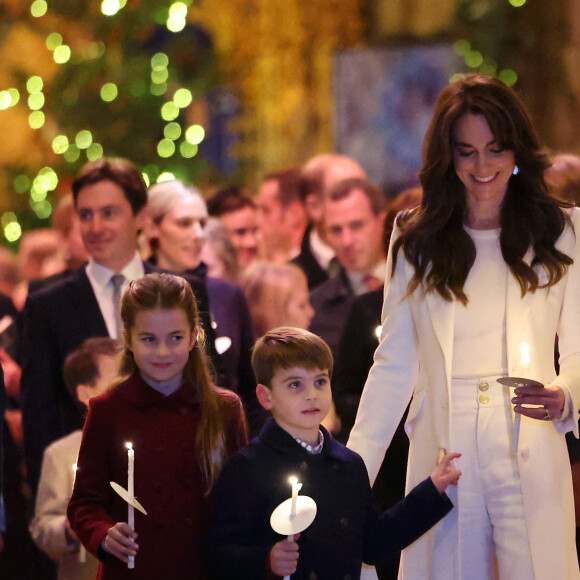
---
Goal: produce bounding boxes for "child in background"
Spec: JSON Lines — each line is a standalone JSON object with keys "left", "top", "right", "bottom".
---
{"left": 208, "top": 327, "right": 461, "bottom": 580}
{"left": 30, "top": 337, "right": 119, "bottom": 580}
{"left": 68, "top": 273, "right": 248, "bottom": 579}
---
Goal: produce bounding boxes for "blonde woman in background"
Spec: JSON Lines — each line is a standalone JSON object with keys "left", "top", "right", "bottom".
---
{"left": 241, "top": 262, "right": 314, "bottom": 340}
{"left": 241, "top": 261, "right": 340, "bottom": 434}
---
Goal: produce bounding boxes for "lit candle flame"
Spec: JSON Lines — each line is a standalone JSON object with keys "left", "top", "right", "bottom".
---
{"left": 520, "top": 343, "right": 530, "bottom": 370}
{"left": 126, "top": 442, "right": 133, "bottom": 451}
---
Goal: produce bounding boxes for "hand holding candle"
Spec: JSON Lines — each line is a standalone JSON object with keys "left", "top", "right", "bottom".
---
{"left": 270, "top": 476, "right": 317, "bottom": 580}
{"left": 498, "top": 342, "right": 545, "bottom": 453}
{"left": 126, "top": 442, "right": 135, "bottom": 569}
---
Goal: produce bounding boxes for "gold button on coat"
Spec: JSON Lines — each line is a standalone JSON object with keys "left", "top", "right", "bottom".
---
{"left": 479, "top": 381, "right": 489, "bottom": 391}
{"left": 479, "top": 395, "right": 490, "bottom": 404}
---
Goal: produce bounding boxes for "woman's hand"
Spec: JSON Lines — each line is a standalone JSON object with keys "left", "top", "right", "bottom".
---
{"left": 102, "top": 522, "right": 138, "bottom": 563}
{"left": 512, "top": 383, "right": 565, "bottom": 421}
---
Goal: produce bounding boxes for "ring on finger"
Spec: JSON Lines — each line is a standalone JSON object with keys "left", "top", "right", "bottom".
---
{"left": 543, "top": 406, "right": 551, "bottom": 421}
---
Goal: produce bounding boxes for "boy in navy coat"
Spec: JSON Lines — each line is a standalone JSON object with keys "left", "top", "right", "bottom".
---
{"left": 208, "top": 327, "right": 461, "bottom": 579}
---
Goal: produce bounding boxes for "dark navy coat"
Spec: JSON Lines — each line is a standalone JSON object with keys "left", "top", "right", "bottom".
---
{"left": 208, "top": 419, "right": 452, "bottom": 580}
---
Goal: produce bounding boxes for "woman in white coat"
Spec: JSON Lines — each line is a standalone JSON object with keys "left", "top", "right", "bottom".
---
{"left": 348, "top": 74, "right": 580, "bottom": 580}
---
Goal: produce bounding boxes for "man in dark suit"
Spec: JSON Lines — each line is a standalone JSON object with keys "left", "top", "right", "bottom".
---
{"left": 255, "top": 168, "right": 308, "bottom": 264}
{"left": 309, "top": 178, "right": 387, "bottom": 363}
{"left": 19, "top": 158, "right": 217, "bottom": 491}
{"left": 292, "top": 154, "right": 367, "bottom": 290}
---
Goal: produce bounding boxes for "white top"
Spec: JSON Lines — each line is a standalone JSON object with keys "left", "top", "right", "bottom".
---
{"left": 309, "top": 228, "right": 335, "bottom": 270}
{"left": 85, "top": 252, "right": 144, "bottom": 339}
{"left": 452, "top": 226, "right": 508, "bottom": 379}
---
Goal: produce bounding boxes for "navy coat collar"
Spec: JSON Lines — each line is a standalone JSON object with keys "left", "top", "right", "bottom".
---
{"left": 258, "top": 417, "right": 346, "bottom": 461}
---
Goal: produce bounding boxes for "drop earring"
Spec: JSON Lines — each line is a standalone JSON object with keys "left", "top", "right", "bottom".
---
{"left": 512, "top": 165, "right": 519, "bottom": 175}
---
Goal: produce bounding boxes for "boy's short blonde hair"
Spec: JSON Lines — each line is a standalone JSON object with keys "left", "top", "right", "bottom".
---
{"left": 252, "top": 326, "right": 333, "bottom": 388}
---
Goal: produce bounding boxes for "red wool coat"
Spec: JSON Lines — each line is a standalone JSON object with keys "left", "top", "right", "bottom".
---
{"left": 68, "top": 372, "right": 248, "bottom": 580}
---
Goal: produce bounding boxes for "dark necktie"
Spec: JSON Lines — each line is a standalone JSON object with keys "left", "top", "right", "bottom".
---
{"left": 111, "top": 273, "right": 125, "bottom": 338}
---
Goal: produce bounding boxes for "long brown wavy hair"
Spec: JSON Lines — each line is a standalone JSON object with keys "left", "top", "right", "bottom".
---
{"left": 392, "top": 74, "right": 573, "bottom": 304}
{"left": 120, "top": 272, "right": 228, "bottom": 492}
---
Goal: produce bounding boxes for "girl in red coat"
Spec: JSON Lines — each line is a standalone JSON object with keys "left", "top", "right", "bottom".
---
{"left": 68, "top": 272, "right": 248, "bottom": 579}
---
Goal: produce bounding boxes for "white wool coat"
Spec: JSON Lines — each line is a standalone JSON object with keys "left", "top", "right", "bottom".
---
{"left": 348, "top": 208, "right": 580, "bottom": 580}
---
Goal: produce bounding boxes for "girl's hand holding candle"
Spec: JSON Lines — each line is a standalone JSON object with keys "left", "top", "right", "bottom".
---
{"left": 126, "top": 442, "right": 135, "bottom": 569}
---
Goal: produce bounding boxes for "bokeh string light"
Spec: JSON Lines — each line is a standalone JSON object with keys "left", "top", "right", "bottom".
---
{"left": 1, "top": 0, "right": 211, "bottom": 244}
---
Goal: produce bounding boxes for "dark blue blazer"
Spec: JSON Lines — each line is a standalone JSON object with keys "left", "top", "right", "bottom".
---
{"left": 208, "top": 419, "right": 452, "bottom": 580}
{"left": 308, "top": 268, "right": 355, "bottom": 364}
{"left": 291, "top": 224, "right": 329, "bottom": 291}
{"left": 205, "top": 276, "right": 263, "bottom": 435}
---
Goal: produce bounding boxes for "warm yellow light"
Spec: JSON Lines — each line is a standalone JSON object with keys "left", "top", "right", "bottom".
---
{"left": 157, "top": 172, "right": 176, "bottom": 183}
{"left": 29, "top": 111, "right": 45, "bottom": 129}
{"left": 28, "top": 93, "right": 45, "bottom": 111}
{"left": 161, "top": 102, "right": 179, "bottom": 121}
{"left": 0, "top": 92, "right": 11, "bottom": 110}
{"left": 33, "top": 200, "right": 52, "bottom": 220}
{"left": 185, "top": 124, "right": 205, "bottom": 145}
{"left": 164, "top": 122, "right": 181, "bottom": 141}
{"left": 8, "top": 88, "right": 19, "bottom": 106}
{"left": 465, "top": 50, "right": 483, "bottom": 68}
{"left": 179, "top": 142, "right": 198, "bottom": 158}
{"left": 499, "top": 69, "right": 518, "bottom": 87}
{"left": 174, "top": 88, "right": 193, "bottom": 108}
{"left": 54, "top": 45, "right": 72, "bottom": 64}
{"left": 46, "top": 32, "right": 63, "bottom": 51}
{"left": 151, "top": 69, "right": 169, "bottom": 84}
{"left": 4, "top": 222, "right": 22, "bottom": 243}
{"left": 1, "top": 212, "right": 17, "bottom": 227}
{"left": 31, "top": 188, "right": 48, "bottom": 202}
{"left": 87, "top": 143, "right": 104, "bottom": 161}
{"left": 101, "top": 0, "right": 121, "bottom": 16}
{"left": 167, "top": 2, "right": 188, "bottom": 32}
{"left": 167, "top": 17, "right": 186, "bottom": 33}
{"left": 39, "top": 167, "right": 58, "bottom": 190}
{"left": 75, "top": 130, "right": 93, "bottom": 150}
{"left": 157, "top": 139, "right": 176, "bottom": 158}
{"left": 27, "top": 76, "right": 43, "bottom": 94}
{"left": 31, "top": 0, "right": 48, "bottom": 18}
{"left": 169, "top": 2, "right": 188, "bottom": 18}
{"left": 64, "top": 144, "right": 81, "bottom": 163}
{"left": 151, "top": 53, "right": 169, "bottom": 70}
{"left": 100, "top": 83, "right": 118, "bottom": 102}
{"left": 150, "top": 83, "right": 167, "bottom": 96}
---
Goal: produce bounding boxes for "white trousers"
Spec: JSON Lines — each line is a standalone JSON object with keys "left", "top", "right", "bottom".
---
{"left": 426, "top": 376, "right": 535, "bottom": 580}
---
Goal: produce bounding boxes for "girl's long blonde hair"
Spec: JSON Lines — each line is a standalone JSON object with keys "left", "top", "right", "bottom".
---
{"left": 120, "top": 272, "right": 227, "bottom": 491}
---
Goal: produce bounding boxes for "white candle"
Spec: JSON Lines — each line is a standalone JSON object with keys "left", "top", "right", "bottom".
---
{"left": 286, "top": 476, "right": 302, "bottom": 580}
{"left": 72, "top": 464, "right": 87, "bottom": 563}
{"left": 289, "top": 476, "right": 302, "bottom": 519}
{"left": 513, "top": 343, "right": 531, "bottom": 453}
{"left": 126, "top": 442, "right": 135, "bottom": 569}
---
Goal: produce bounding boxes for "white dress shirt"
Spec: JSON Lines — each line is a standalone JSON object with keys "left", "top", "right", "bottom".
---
{"left": 85, "top": 252, "right": 144, "bottom": 339}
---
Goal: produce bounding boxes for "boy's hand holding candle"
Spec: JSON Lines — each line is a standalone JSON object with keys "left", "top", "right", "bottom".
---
{"left": 270, "top": 476, "right": 317, "bottom": 580}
